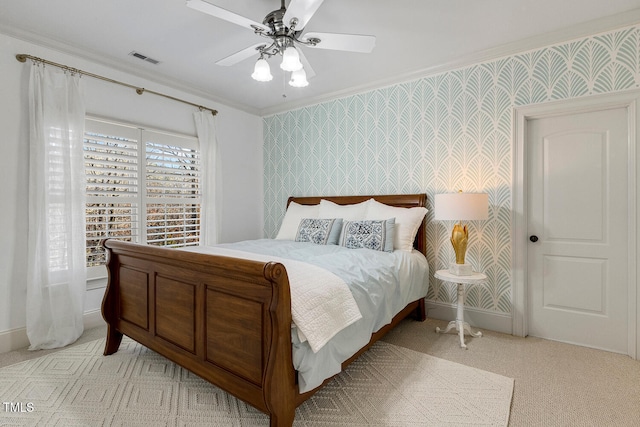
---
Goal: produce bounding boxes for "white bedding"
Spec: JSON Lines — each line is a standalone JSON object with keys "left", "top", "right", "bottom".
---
{"left": 186, "top": 239, "right": 429, "bottom": 392}
{"left": 184, "top": 246, "right": 362, "bottom": 353}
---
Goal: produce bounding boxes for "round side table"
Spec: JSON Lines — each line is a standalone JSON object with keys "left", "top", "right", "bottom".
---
{"left": 434, "top": 269, "right": 487, "bottom": 349}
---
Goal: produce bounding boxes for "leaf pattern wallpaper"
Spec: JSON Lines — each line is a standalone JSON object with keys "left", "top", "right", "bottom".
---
{"left": 263, "top": 25, "right": 640, "bottom": 315}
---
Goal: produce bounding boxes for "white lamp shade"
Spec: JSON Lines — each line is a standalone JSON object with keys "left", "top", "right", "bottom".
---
{"left": 434, "top": 192, "right": 489, "bottom": 221}
{"left": 289, "top": 68, "right": 309, "bottom": 87}
{"left": 251, "top": 58, "right": 273, "bottom": 82}
{"left": 280, "top": 46, "right": 303, "bottom": 71}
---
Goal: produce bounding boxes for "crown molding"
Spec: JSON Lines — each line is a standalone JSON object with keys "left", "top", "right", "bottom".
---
{"left": 259, "top": 8, "right": 640, "bottom": 117}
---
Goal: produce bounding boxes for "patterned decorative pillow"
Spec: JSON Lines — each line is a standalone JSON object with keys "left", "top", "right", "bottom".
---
{"left": 295, "top": 218, "right": 343, "bottom": 245}
{"left": 340, "top": 218, "right": 395, "bottom": 252}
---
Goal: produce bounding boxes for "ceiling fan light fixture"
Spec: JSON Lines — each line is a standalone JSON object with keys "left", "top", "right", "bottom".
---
{"left": 289, "top": 67, "right": 309, "bottom": 87}
{"left": 280, "top": 46, "right": 303, "bottom": 71}
{"left": 251, "top": 57, "right": 273, "bottom": 82}
{"left": 189, "top": 0, "right": 377, "bottom": 90}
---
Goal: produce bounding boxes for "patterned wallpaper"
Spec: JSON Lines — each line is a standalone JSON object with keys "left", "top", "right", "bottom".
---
{"left": 263, "top": 25, "right": 640, "bottom": 315}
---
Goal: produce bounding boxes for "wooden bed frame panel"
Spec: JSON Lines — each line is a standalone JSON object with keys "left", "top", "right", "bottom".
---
{"left": 101, "top": 194, "right": 427, "bottom": 427}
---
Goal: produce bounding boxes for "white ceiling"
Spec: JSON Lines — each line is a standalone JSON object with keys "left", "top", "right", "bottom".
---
{"left": 2, "top": 0, "right": 640, "bottom": 116}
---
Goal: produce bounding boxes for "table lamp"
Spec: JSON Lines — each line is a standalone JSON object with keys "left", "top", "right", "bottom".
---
{"left": 434, "top": 191, "right": 488, "bottom": 276}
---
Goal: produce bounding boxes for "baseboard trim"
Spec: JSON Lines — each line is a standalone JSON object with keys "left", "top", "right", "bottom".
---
{"left": 0, "top": 309, "right": 106, "bottom": 354}
{"left": 425, "top": 301, "right": 513, "bottom": 335}
{"left": 83, "top": 308, "right": 105, "bottom": 330}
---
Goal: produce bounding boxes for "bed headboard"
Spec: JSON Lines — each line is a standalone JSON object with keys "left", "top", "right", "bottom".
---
{"left": 287, "top": 194, "right": 428, "bottom": 256}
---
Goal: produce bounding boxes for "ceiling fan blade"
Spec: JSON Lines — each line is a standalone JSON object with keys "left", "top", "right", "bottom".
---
{"left": 298, "top": 49, "right": 316, "bottom": 79}
{"left": 216, "top": 43, "right": 266, "bottom": 66}
{"left": 283, "top": 0, "right": 325, "bottom": 31}
{"left": 302, "top": 32, "right": 376, "bottom": 53}
{"left": 186, "top": 0, "right": 270, "bottom": 33}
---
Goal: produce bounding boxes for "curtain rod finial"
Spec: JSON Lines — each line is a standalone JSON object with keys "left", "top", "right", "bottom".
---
{"left": 200, "top": 106, "right": 218, "bottom": 116}
{"left": 16, "top": 54, "right": 28, "bottom": 63}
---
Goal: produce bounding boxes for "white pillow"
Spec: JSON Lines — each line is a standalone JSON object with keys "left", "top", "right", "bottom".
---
{"left": 318, "top": 198, "right": 372, "bottom": 220}
{"left": 275, "top": 202, "right": 320, "bottom": 240}
{"left": 365, "top": 199, "right": 428, "bottom": 252}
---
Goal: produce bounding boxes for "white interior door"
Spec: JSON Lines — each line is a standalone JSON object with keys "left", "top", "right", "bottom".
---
{"left": 527, "top": 107, "right": 629, "bottom": 354}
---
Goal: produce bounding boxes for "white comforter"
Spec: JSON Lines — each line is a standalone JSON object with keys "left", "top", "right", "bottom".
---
{"left": 187, "top": 239, "right": 429, "bottom": 392}
{"left": 184, "top": 246, "right": 362, "bottom": 353}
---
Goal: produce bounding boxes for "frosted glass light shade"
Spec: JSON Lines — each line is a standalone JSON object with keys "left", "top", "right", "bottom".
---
{"left": 289, "top": 68, "right": 309, "bottom": 87}
{"left": 251, "top": 58, "right": 273, "bottom": 82}
{"left": 434, "top": 193, "right": 488, "bottom": 221}
{"left": 280, "top": 46, "right": 303, "bottom": 71}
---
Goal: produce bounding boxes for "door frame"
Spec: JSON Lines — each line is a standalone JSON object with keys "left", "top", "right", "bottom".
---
{"left": 512, "top": 90, "right": 639, "bottom": 359}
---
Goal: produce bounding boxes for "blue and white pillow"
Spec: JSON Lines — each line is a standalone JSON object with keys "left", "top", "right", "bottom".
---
{"left": 340, "top": 218, "right": 395, "bottom": 252}
{"left": 295, "top": 218, "right": 343, "bottom": 245}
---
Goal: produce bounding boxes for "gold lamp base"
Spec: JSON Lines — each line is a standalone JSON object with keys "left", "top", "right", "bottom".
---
{"left": 449, "top": 223, "right": 473, "bottom": 276}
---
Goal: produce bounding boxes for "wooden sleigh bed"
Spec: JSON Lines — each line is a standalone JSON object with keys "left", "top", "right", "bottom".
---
{"left": 101, "top": 194, "right": 428, "bottom": 427}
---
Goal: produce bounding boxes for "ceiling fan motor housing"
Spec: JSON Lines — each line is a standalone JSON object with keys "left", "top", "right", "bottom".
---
{"left": 262, "top": 5, "right": 303, "bottom": 54}
{"left": 263, "top": 7, "right": 288, "bottom": 36}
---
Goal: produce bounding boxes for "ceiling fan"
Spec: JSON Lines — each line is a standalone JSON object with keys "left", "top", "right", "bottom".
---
{"left": 186, "top": 0, "right": 376, "bottom": 87}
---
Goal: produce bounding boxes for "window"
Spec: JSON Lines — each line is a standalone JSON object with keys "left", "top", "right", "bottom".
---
{"left": 84, "top": 117, "right": 200, "bottom": 274}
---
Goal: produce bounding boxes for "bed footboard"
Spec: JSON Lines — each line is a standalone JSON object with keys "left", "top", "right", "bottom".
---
{"left": 100, "top": 239, "right": 297, "bottom": 427}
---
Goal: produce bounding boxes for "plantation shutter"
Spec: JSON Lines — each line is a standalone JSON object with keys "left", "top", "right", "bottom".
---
{"left": 84, "top": 118, "right": 140, "bottom": 267}
{"left": 145, "top": 130, "right": 201, "bottom": 247}
{"left": 83, "top": 117, "right": 200, "bottom": 269}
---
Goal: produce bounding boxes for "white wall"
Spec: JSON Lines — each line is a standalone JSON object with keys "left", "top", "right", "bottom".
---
{"left": 0, "top": 32, "right": 264, "bottom": 350}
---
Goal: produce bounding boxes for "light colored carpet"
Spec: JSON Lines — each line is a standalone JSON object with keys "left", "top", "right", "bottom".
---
{"left": 384, "top": 318, "right": 640, "bottom": 427}
{"left": 0, "top": 336, "right": 513, "bottom": 426}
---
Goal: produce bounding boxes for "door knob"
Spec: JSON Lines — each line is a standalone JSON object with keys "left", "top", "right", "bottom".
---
{"left": 529, "top": 235, "right": 539, "bottom": 242}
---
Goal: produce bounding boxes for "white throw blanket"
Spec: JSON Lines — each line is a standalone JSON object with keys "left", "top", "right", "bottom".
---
{"left": 183, "top": 246, "right": 362, "bottom": 353}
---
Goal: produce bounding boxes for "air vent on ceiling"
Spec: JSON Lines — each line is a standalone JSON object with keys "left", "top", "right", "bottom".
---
{"left": 128, "top": 51, "right": 160, "bottom": 65}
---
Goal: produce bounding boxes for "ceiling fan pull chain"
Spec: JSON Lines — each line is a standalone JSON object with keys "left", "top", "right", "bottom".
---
{"left": 282, "top": 69, "right": 288, "bottom": 98}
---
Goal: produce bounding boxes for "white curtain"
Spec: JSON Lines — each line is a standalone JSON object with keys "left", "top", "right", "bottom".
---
{"left": 194, "top": 111, "right": 222, "bottom": 246}
{"left": 26, "top": 63, "right": 87, "bottom": 350}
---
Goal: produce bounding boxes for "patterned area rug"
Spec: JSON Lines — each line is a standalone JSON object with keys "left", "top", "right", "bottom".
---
{"left": 0, "top": 337, "right": 513, "bottom": 426}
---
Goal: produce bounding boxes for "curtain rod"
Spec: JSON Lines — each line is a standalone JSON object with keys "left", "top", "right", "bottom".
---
{"left": 16, "top": 54, "right": 218, "bottom": 116}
